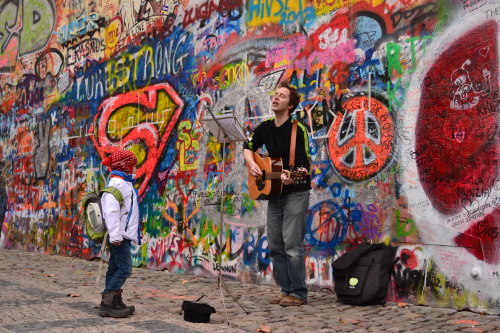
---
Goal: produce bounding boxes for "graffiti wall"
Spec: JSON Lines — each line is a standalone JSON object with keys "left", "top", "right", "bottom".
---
{"left": 0, "top": 0, "right": 498, "bottom": 314}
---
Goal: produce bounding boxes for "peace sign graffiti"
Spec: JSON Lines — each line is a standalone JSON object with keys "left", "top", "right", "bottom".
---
{"left": 306, "top": 200, "right": 348, "bottom": 248}
{"left": 328, "top": 95, "right": 394, "bottom": 181}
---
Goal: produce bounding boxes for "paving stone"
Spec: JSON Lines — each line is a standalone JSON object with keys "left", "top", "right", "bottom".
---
{"left": 441, "top": 325, "right": 470, "bottom": 331}
{"left": 462, "top": 316, "right": 498, "bottom": 325}
{"left": 271, "top": 328, "right": 291, "bottom": 333}
{"left": 4, "top": 318, "right": 113, "bottom": 332}
{"left": 412, "top": 328, "right": 436, "bottom": 333}
{"left": 385, "top": 326, "right": 411, "bottom": 332}
{"left": 336, "top": 325, "right": 363, "bottom": 332}
{"left": 356, "top": 321, "right": 381, "bottom": 327}
{"left": 130, "top": 320, "right": 202, "bottom": 333}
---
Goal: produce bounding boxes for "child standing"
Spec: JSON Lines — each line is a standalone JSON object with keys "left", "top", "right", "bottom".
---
{"left": 98, "top": 150, "right": 140, "bottom": 318}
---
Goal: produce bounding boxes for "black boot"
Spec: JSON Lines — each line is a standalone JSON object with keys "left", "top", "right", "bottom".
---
{"left": 117, "top": 289, "right": 135, "bottom": 315}
{"left": 98, "top": 291, "right": 130, "bottom": 318}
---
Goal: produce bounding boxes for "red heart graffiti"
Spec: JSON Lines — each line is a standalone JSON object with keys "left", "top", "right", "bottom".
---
{"left": 479, "top": 46, "right": 489, "bottom": 57}
{"left": 176, "top": 171, "right": 196, "bottom": 203}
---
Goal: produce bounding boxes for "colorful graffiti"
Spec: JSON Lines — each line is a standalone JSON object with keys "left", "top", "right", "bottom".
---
{"left": 0, "top": 0, "right": 498, "bottom": 314}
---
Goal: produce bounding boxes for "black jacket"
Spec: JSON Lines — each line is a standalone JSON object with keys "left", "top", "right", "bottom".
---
{"left": 244, "top": 117, "right": 311, "bottom": 194}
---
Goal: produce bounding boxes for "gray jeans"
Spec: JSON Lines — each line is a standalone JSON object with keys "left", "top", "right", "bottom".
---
{"left": 267, "top": 190, "right": 310, "bottom": 300}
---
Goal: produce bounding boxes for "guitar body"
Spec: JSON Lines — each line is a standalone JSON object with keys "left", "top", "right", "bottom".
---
{"left": 248, "top": 153, "right": 284, "bottom": 200}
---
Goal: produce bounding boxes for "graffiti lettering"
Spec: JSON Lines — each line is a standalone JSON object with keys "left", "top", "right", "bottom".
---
{"left": 58, "top": 12, "right": 103, "bottom": 44}
{"left": 183, "top": 0, "right": 243, "bottom": 27}
{"left": 247, "top": 0, "right": 315, "bottom": 27}
{"left": 243, "top": 233, "right": 270, "bottom": 267}
{"left": 177, "top": 120, "right": 200, "bottom": 171}
{"left": 0, "top": 0, "right": 56, "bottom": 71}
{"left": 67, "top": 38, "right": 105, "bottom": 66}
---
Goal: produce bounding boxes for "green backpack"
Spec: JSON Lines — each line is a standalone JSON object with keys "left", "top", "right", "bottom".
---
{"left": 82, "top": 187, "right": 124, "bottom": 243}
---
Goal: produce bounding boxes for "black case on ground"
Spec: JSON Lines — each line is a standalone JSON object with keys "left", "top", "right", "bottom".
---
{"left": 332, "top": 243, "right": 397, "bottom": 305}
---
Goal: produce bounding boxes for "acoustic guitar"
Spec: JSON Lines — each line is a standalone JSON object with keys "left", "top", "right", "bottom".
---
{"left": 248, "top": 152, "right": 308, "bottom": 200}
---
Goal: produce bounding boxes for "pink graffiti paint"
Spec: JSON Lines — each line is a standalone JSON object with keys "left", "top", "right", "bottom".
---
{"left": 0, "top": 36, "right": 18, "bottom": 69}
{"left": 266, "top": 35, "right": 307, "bottom": 67}
{"left": 416, "top": 21, "right": 498, "bottom": 215}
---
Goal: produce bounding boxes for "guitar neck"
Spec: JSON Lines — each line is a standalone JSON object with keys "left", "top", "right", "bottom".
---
{"left": 264, "top": 172, "right": 283, "bottom": 180}
{"left": 264, "top": 171, "right": 305, "bottom": 180}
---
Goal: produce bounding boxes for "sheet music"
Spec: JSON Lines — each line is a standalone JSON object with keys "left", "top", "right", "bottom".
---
{"left": 201, "top": 113, "right": 248, "bottom": 143}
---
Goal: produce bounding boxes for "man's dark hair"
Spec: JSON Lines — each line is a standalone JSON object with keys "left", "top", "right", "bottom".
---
{"left": 278, "top": 81, "right": 300, "bottom": 114}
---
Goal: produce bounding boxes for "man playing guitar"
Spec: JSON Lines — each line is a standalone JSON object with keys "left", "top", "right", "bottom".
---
{"left": 243, "top": 81, "right": 311, "bottom": 307}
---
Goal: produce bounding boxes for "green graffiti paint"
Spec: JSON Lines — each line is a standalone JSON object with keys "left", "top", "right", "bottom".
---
{"left": 395, "top": 209, "right": 416, "bottom": 237}
{"left": 386, "top": 43, "right": 403, "bottom": 77}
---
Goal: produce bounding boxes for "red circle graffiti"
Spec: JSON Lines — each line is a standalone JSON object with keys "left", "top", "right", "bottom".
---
{"left": 416, "top": 21, "right": 498, "bottom": 215}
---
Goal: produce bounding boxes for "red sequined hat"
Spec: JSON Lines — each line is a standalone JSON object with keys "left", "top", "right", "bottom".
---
{"left": 102, "top": 150, "right": 138, "bottom": 173}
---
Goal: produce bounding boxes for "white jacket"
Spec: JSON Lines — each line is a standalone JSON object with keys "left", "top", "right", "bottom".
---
{"left": 101, "top": 176, "right": 140, "bottom": 244}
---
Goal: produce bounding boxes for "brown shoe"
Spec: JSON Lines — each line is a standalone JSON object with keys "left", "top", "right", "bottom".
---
{"left": 279, "top": 295, "right": 307, "bottom": 307}
{"left": 270, "top": 294, "right": 287, "bottom": 304}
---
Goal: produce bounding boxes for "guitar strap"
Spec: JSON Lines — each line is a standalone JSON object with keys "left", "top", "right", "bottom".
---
{"left": 289, "top": 120, "right": 297, "bottom": 170}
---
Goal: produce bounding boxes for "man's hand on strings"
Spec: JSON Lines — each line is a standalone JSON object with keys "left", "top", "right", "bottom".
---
{"left": 249, "top": 162, "right": 263, "bottom": 177}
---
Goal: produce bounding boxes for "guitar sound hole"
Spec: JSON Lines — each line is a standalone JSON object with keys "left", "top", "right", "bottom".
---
{"left": 256, "top": 177, "right": 265, "bottom": 190}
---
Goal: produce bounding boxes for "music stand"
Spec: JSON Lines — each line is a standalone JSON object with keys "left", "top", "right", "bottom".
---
{"left": 199, "top": 110, "right": 250, "bottom": 322}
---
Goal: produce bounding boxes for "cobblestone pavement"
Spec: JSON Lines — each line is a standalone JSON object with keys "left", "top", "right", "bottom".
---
{"left": 0, "top": 248, "right": 499, "bottom": 333}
